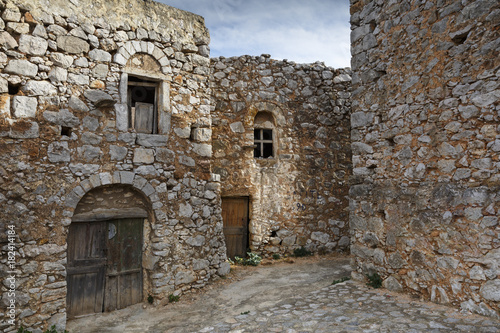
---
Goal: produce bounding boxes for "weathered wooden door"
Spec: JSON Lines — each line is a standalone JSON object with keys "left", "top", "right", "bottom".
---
{"left": 67, "top": 222, "right": 107, "bottom": 318}
{"left": 222, "top": 197, "right": 249, "bottom": 258}
{"left": 104, "top": 218, "right": 143, "bottom": 311}
{"left": 67, "top": 219, "right": 143, "bottom": 318}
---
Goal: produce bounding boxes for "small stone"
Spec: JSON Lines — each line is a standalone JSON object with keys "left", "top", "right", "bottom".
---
{"left": 50, "top": 53, "right": 74, "bottom": 68}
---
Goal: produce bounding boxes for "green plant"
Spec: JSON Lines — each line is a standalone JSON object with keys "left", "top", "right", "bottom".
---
{"left": 366, "top": 272, "right": 382, "bottom": 288}
{"left": 234, "top": 252, "right": 262, "bottom": 266}
{"left": 17, "top": 325, "right": 68, "bottom": 333}
{"left": 332, "top": 276, "right": 351, "bottom": 285}
{"left": 240, "top": 311, "right": 250, "bottom": 315}
{"left": 168, "top": 294, "right": 180, "bottom": 303}
{"left": 147, "top": 294, "right": 154, "bottom": 304}
{"left": 272, "top": 253, "right": 280, "bottom": 260}
{"left": 293, "top": 246, "right": 312, "bottom": 257}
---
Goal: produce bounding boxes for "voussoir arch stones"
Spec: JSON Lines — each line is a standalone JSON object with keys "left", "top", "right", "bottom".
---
{"left": 63, "top": 171, "right": 164, "bottom": 224}
{"left": 245, "top": 101, "right": 286, "bottom": 127}
{"left": 113, "top": 41, "right": 172, "bottom": 74}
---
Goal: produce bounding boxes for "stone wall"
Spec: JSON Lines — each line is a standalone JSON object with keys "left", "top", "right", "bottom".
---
{"left": 211, "top": 55, "right": 352, "bottom": 256}
{"left": 0, "top": 0, "right": 229, "bottom": 331}
{"left": 350, "top": 0, "right": 499, "bottom": 317}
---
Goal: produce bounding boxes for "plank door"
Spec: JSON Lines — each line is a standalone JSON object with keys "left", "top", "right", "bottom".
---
{"left": 67, "top": 222, "right": 107, "bottom": 318}
{"left": 222, "top": 197, "right": 249, "bottom": 259}
{"left": 104, "top": 218, "right": 143, "bottom": 311}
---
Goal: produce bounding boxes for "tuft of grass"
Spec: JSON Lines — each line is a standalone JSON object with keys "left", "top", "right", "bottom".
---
{"left": 168, "top": 294, "right": 180, "bottom": 303}
{"left": 240, "top": 311, "right": 250, "bottom": 315}
{"left": 293, "top": 246, "right": 312, "bottom": 257}
{"left": 17, "top": 325, "right": 68, "bottom": 333}
{"left": 147, "top": 294, "right": 154, "bottom": 304}
{"left": 332, "top": 276, "right": 351, "bottom": 285}
{"left": 234, "top": 252, "right": 262, "bottom": 266}
{"left": 366, "top": 272, "right": 383, "bottom": 288}
{"left": 272, "top": 253, "right": 280, "bottom": 260}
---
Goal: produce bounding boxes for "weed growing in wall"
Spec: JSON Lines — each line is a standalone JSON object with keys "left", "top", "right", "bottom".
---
{"left": 234, "top": 252, "right": 262, "bottom": 266}
{"left": 366, "top": 272, "right": 382, "bottom": 289}
{"left": 293, "top": 246, "right": 312, "bottom": 257}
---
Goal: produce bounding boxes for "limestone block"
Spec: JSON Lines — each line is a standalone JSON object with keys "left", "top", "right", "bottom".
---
{"left": 92, "top": 63, "right": 109, "bottom": 79}
{"left": 89, "top": 49, "right": 112, "bottom": 62}
{"left": 174, "top": 126, "right": 191, "bottom": 138}
{"left": 4, "top": 59, "right": 38, "bottom": 78}
{"left": 47, "top": 24, "right": 68, "bottom": 36}
{"left": 69, "top": 163, "right": 99, "bottom": 176}
{"left": 57, "top": 36, "right": 90, "bottom": 54}
{"left": 22, "top": 80, "right": 57, "bottom": 96}
{"left": 110, "top": 145, "right": 128, "bottom": 161}
{"left": 50, "top": 53, "right": 74, "bottom": 68}
{"left": 48, "top": 67, "right": 68, "bottom": 83}
{"left": 115, "top": 103, "right": 128, "bottom": 131}
{"left": 174, "top": 270, "right": 196, "bottom": 285}
{"left": 47, "top": 142, "right": 71, "bottom": 162}
{"left": 68, "top": 73, "right": 90, "bottom": 86}
{"left": 311, "top": 232, "right": 329, "bottom": 244}
{"left": 230, "top": 121, "right": 245, "bottom": 133}
{"left": 218, "top": 262, "right": 230, "bottom": 276}
{"left": 78, "top": 145, "right": 101, "bottom": 162}
{"left": 84, "top": 89, "right": 116, "bottom": 107}
{"left": 0, "top": 31, "right": 18, "bottom": 49}
{"left": 193, "top": 143, "right": 212, "bottom": 157}
{"left": 2, "top": 5, "right": 21, "bottom": 22}
{"left": 12, "top": 96, "right": 38, "bottom": 118}
{"left": 10, "top": 120, "right": 39, "bottom": 139}
{"left": 136, "top": 134, "right": 168, "bottom": 147}
{"left": 186, "top": 235, "right": 205, "bottom": 247}
{"left": 18, "top": 35, "right": 48, "bottom": 56}
{"left": 69, "top": 96, "right": 89, "bottom": 112}
{"left": 351, "top": 111, "right": 374, "bottom": 128}
{"left": 43, "top": 109, "right": 80, "bottom": 127}
{"left": 480, "top": 279, "right": 500, "bottom": 302}
{"left": 6, "top": 22, "right": 29, "bottom": 34}
{"left": 179, "top": 203, "right": 193, "bottom": 217}
{"left": 0, "top": 95, "right": 10, "bottom": 116}
{"left": 133, "top": 148, "right": 154, "bottom": 164}
{"left": 155, "top": 148, "right": 175, "bottom": 163}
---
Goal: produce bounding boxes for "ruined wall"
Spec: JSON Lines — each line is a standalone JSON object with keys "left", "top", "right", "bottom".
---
{"left": 0, "top": 0, "right": 229, "bottom": 331}
{"left": 211, "top": 55, "right": 352, "bottom": 256}
{"left": 350, "top": 0, "right": 499, "bottom": 317}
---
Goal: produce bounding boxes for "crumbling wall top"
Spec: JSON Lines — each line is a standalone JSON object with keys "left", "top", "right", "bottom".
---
{"left": 10, "top": 0, "right": 209, "bottom": 45}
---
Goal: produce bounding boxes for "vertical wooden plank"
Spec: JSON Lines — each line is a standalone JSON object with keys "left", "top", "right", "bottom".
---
{"left": 134, "top": 102, "right": 154, "bottom": 133}
{"left": 67, "top": 222, "right": 106, "bottom": 318}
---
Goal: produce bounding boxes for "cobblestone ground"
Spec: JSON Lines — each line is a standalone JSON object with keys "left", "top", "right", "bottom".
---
{"left": 68, "top": 256, "right": 499, "bottom": 333}
{"left": 197, "top": 281, "right": 499, "bottom": 333}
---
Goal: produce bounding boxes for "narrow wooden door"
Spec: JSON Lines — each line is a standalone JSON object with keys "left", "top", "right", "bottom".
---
{"left": 222, "top": 197, "right": 249, "bottom": 259}
{"left": 67, "top": 222, "right": 107, "bottom": 318}
{"left": 104, "top": 218, "right": 143, "bottom": 311}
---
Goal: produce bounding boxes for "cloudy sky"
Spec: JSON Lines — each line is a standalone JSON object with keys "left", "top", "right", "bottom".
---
{"left": 159, "top": 0, "right": 351, "bottom": 69}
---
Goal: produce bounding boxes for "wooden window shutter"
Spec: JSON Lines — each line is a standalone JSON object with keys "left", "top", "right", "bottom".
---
{"left": 134, "top": 102, "right": 154, "bottom": 133}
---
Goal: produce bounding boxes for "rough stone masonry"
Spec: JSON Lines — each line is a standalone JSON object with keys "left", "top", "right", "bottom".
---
{"left": 0, "top": 0, "right": 230, "bottom": 331}
{"left": 349, "top": 0, "right": 499, "bottom": 318}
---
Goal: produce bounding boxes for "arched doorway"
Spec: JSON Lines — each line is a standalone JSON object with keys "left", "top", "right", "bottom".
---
{"left": 67, "top": 185, "right": 150, "bottom": 318}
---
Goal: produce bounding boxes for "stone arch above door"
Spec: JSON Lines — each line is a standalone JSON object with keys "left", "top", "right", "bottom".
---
{"left": 63, "top": 171, "right": 164, "bottom": 225}
{"left": 113, "top": 41, "right": 172, "bottom": 75}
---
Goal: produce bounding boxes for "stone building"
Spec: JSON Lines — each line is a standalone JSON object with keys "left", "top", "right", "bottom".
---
{"left": 0, "top": 0, "right": 230, "bottom": 331}
{"left": 349, "top": 0, "right": 499, "bottom": 318}
{"left": 210, "top": 55, "right": 351, "bottom": 258}
{"left": 0, "top": 0, "right": 352, "bottom": 331}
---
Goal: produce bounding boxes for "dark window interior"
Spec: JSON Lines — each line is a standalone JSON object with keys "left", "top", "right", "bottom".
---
{"left": 254, "top": 128, "right": 273, "bottom": 158}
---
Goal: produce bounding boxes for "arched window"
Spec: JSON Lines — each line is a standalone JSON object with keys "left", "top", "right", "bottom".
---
{"left": 253, "top": 112, "right": 275, "bottom": 158}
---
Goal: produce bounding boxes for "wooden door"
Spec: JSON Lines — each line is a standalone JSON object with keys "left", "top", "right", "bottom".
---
{"left": 67, "top": 222, "right": 107, "bottom": 318}
{"left": 222, "top": 197, "right": 249, "bottom": 259}
{"left": 67, "top": 219, "right": 143, "bottom": 318}
{"left": 104, "top": 219, "right": 143, "bottom": 311}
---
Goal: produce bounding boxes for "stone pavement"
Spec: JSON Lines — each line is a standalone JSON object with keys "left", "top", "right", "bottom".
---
{"left": 68, "top": 256, "right": 499, "bottom": 333}
{"left": 197, "top": 280, "right": 499, "bottom": 333}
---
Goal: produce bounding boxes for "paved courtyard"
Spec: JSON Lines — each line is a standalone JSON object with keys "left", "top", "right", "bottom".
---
{"left": 67, "top": 255, "right": 499, "bottom": 333}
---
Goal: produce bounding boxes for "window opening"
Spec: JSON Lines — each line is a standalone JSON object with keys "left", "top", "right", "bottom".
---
{"left": 254, "top": 128, "right": 273, "bottom": 158}
{"left": 127, "top": 76, "right": 158, "bottom": 134}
